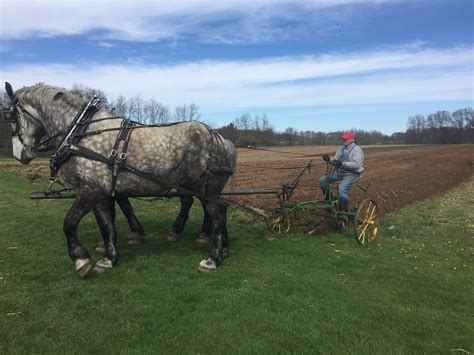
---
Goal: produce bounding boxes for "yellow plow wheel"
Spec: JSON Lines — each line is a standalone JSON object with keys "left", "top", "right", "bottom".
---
{"left": 354, "top": 199, "right": 379, "bottom": 244}
{"left": 269, "top": 209, "right": 291, "bottom": 233}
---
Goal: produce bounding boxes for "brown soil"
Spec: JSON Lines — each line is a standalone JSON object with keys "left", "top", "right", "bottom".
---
{"left": 1, "top": 145, "right": 473, "bottom": 220}
{"left": 224, "top": 144, "right": 474, "bottom": 218}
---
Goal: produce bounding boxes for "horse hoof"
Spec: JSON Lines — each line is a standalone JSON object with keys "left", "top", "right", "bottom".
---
{"left": 167, "top": 231, "right": 180, "bottom": 242}
{"left": 195, "top": 234, "right": 210, "bottom": 244}
{"left": 199, "top": 258, "right": 217, "bottom": 272}
{"left": 75, "top": 259, "right": 92, "bottom": 278}
{"left": 95, "top": 243, "right": 105, "bottom": 253}
{"left": 125, "top": 235, "right": 144, "bottom": 245}
{"left": 94, "top": 258, "right": 113, "bottom": 273}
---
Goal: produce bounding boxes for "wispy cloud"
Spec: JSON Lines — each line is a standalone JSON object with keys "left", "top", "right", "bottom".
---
{"left": 1, "top": 44, "right": 472, "bottom": 109}
{"left": 1, "top": 0, "right": 391, "bottom": 43}
{"left": 97, "top": 42, "right": 117, "bottom": 49}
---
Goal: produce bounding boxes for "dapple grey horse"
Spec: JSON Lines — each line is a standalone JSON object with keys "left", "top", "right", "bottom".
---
{"left": 3, "top": 82, "right": 235, "bottom": 276}
{"left": 107, "top": 138, "right": 236, "bottom": 249}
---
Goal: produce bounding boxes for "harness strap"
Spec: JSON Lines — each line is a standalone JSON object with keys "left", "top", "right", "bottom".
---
{"left": 208, "top": 167, "right": 234, "bottom": 174}
{"left": 69, "top": 144, "right": 110, "bottom": 165}
{"left": 68, "top": 144, "right": 229, "bottom": 206}
{"left": 49, "top": 103, "right": 99, "bottom": 177}
{"left": 109, "top": 120, "right": 135, "bottom": 196}
{"left": 121, "top": 164, "right": 228, "bottom": 207}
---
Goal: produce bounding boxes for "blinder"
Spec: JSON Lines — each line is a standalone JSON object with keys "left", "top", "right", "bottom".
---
{"left": 1, "top": 105, "right": 17, "bottom": 122}
{"left": 3, "top": 99, "right": 47, "bottom": 152}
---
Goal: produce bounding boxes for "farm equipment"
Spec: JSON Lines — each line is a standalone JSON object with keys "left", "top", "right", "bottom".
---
{"left": 30, "top": 160, "right": 379, "bottom": 244}
{"left": 267, "top": 162, "right": 379, "bottom": 244}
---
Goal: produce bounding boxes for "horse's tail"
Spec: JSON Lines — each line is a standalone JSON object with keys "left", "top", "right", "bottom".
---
{"left": 223, "top": 138, "right": 237, "bottom": 174}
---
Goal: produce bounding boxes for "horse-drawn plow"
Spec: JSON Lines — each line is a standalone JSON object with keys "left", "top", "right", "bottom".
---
{"left": 2, "top": 82, "right": 381, "bottom": 277}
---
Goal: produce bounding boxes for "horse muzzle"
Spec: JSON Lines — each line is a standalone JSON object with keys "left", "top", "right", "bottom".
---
{"left": 12, "top": 136, "right": 33, "bottom": 164}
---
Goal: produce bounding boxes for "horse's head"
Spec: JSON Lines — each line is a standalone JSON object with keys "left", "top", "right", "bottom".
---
{"left": 3, "top": 82, "right": 46, "bottom": 164}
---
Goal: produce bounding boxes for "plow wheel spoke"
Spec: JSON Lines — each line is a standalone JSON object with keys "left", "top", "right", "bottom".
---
{"left": 269, "top": 209, "right": 291, "bottom": 233}
{"left": 354, "top": 199, "right": 379, "bottom": 244}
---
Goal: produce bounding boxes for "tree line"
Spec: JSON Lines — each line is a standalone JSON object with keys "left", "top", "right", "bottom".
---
{"left": 218, "top": 114, "right": 389, "bottom": 146}
{"left": 0, "top": 83, "right": 472, "bottom": 156}
{"left": 69, "top": 84, "right": 203, "bottom": 124}
{"left": 405, "top": 108, "right": 473, "bottom": 144}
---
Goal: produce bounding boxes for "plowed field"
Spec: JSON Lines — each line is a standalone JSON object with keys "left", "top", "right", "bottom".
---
{"left": 225, "top": 144, "right": 474, "bottom": 216}
{"left": 1, "top": 144, "right": 473, "bottom": 217}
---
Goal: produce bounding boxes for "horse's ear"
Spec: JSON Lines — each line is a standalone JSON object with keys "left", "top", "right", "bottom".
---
{"left": 5, "top": 82, "right": 14, "bottom": 101}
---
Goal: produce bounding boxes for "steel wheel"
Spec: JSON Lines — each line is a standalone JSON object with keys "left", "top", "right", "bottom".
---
{"left": 269, "top": 209, "right": 291, "bottom": 233}
{"left": 354, "top": 199, "right": 379, "bottom": 244}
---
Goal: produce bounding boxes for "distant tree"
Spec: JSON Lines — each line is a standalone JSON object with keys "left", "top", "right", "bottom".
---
{"left": 406, "top": 114, "right": 425, "bottom": 144}
{"left": 217, "top": 123, "right": 239, "bottom": 143}
{"left": 0, "top": 89, "right": 8, "bottom": 106}
{"left": 70, "top": 83, "right": 109, "bottom": 109}
{"left": 110, "top": 95, "right": 128, "bottom": 117}
{"left": 234, "top": 113, "right": 252, "bottom": 131}
{"left": 145, "top": 99, "right": 170, "bottom": 124}
{"left": 174, "top": 104, "right": 187, "bottom": 121}
{"left": 452, "top": 108, "right": 473, "bottom": 143}
{"left": 0, "top": 89, "right": 13, "bottom": 155}
{"left": 285, "top": 127, "right": 297, "bottom": 145}
{"left": 127, "top": 95, "right": 145, "bottom": 123}
{"left": 187, "top": 103, "right": 201, "bottom": 121}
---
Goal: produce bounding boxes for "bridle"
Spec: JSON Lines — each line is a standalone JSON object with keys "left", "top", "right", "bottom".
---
{"left": 3, "top": 99, "right": 57, "bottom": 153}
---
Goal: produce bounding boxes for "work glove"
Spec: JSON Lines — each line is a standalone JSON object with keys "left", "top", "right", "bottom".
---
{"left": 322, "top": 154, "right": 330, "bottom": 162}
{"left": 332, "top": 159, "right": 343, "bottom": 168}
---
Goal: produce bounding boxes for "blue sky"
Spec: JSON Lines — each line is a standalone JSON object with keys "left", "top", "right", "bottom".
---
{"left": 0, "top": 0, "right": 473, "bottom": 134}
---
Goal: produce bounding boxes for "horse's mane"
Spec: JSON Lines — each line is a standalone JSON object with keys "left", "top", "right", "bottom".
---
{"left": 15, "top": 84, "right": 85, "bottom": 110}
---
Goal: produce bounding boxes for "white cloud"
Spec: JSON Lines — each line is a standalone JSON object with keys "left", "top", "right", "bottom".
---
{"left": 1, "top": 45, "right": 472, "bottom": 109}
{"left": 0, "top": 0, "right": 388, "bottom": 43}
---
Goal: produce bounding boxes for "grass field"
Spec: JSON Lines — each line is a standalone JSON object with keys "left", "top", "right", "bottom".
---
{"left": 0, "top": 170, "right": 472, "bottom": 353}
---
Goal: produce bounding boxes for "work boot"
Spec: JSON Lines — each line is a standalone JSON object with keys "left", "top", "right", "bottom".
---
{"left": 338, "top": 197, "right": 349, "bottom": 212}
{"left": 321, "top": 188, "right": 332, "bottom": 202}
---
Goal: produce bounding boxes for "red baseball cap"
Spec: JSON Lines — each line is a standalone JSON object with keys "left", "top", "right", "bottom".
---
{"left": 341, "top": 132, "right": 355, "bottom": 140}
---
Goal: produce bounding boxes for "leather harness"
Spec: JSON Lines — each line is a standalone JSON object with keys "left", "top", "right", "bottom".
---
{"left": 39, "top": 99, "right": 233, "bottom": 204}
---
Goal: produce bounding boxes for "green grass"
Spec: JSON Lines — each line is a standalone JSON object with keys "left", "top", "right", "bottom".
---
{"left": 0, "top": 170, "right": 472, "bottom": 354}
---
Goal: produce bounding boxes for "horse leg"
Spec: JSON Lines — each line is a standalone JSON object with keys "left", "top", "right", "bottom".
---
{"left": 116, "top": 197, "right": 145, "bottom": 245}
{"left": 95, "top": 201, "right": 115, "bottom": 253}
{"left": 92, "top": 197, "right": 119, "bottom": 273}
{"left": 64, "top": 192, "right": 102, "bottom": 277}
{"left": 199, "top": 199, "right": 228, "bottom": 272}
{"left": 167, "top": 195, "right": 194, "bottom": 242}
{"left": 221, "top": 205, "right": 229, "bottom": 256}
{"left": 195, "top": 199, "right": 212, "bottom": 244}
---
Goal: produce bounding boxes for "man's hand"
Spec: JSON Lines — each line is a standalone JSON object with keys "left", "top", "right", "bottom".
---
{"left": 322, "top": 154, "right": 330, "bottom": 162}
{"left": 332, "top": 159, "right": 343, "bottom": 168}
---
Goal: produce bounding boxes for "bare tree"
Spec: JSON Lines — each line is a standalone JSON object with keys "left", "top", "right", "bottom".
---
{"left": 234, "top": 113, "right": 251, "bottom": 130}
{"left": 174, "top": 104, "right": 187, "bottom": 121}
{"left": 188, "top": 102, "right": 201, "bottom": 121}
{"left": 110, "top": 95, "right": 128, "bottom": 117}
{"left": 452, "top": 108, "right": 474, "bottom": 143}
{"left": 128, "top": 95, "right": 145, "bottom": 123}
{"left": 407, "top": 114, "right": 425, "bottom": 143}
{"left": 145, "top": 99, "right": 170, "bottom": 124}
{"left": 452, "top": 108, "right": 472, "bottom": 130}
{"left": 285, "top": 127, "right": 297, "bottom": 145}
{"left": 70, "top": 83, "right": 109, "bottom": 109}
{"left": 253, "top": 115, "right": 261, "bottom": 132}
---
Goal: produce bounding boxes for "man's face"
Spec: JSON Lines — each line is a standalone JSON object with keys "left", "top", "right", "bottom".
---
{"left": 343, "top": 138, "right": 354, "bottom": 146}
